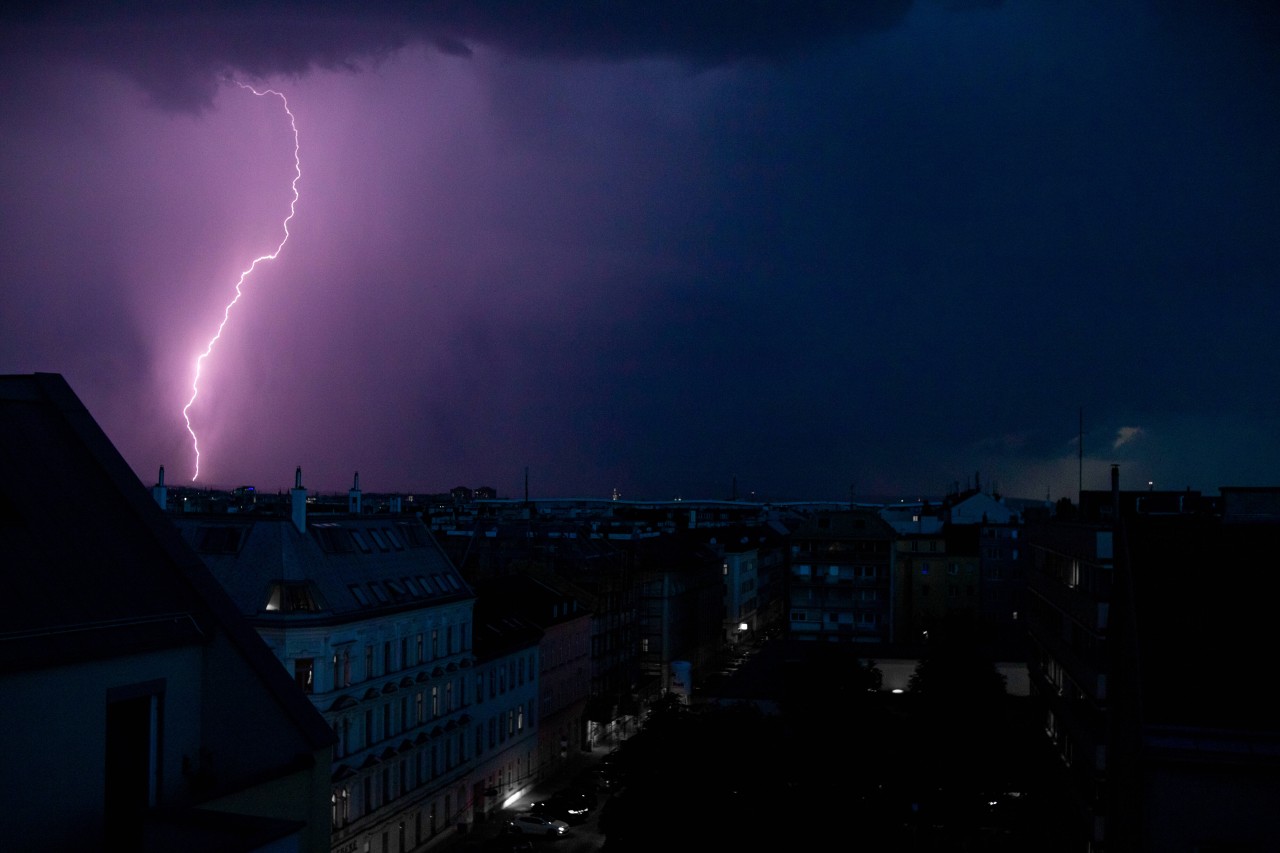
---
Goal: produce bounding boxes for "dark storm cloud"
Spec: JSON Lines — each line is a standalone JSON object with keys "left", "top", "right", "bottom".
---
{"left": 2, "top": 0, "right": 910, "bottom": 111}
{"left": 5, "top": 0, "right": 1280, "bottom": 501}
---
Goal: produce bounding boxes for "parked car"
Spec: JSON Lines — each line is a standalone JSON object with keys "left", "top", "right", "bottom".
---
{"left": 527, "top": 793, "right": 591, "bottom": 824}
{"left": 507, "top": 813, "right": 569, "bottom": 836}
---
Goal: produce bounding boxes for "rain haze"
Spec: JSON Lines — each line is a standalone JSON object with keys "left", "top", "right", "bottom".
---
{"left": 3, "top": 1, "right": 1279, "bottom": 502}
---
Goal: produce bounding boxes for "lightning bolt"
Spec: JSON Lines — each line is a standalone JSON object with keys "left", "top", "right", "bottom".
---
{"left": 182, "top": 82, "right": 301, "bottom": 481}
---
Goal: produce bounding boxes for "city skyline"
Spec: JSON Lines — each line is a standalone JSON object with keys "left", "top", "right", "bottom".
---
{"left": 3, "top": 1, "right": 1279, "bottom": 502}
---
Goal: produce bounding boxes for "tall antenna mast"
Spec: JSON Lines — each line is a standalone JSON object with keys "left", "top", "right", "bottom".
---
{"left": 1078, "top": 406, "right": 1084, "bottom": 503}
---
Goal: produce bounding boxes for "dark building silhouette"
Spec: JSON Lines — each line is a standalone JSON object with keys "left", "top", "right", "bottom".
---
{"left": 0, "top": 373, "right": 335, "bottom": 853}
{"left": 1026, "top": 466, "right": 1280, "bottom": 851}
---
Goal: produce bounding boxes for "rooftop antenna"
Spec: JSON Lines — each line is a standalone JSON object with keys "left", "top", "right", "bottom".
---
{"left": 1078, "top": 406, "right": 1084, "bottom": 504}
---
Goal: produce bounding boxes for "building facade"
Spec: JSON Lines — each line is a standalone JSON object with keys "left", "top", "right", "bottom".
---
{"left": 788, "top": 509, "right": 897, "bottom": 644}
{"left": 172, "top": 471, "right": 482, "bottom": 853}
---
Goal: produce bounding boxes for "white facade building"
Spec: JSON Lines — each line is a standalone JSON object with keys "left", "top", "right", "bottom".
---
{"left": 172, "top": 471, "right": 490, "bottom": 853}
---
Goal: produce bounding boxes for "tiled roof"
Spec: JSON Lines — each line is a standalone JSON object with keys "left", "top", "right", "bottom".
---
{"left": 172, "top": 512, "right": 474, "bottom": 621}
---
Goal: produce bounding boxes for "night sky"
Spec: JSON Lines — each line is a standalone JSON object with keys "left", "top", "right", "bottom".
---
{"left": 3, "top": 1, "right": 1279, "bottom": 502}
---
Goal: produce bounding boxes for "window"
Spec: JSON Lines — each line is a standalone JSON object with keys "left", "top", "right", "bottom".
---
{"left": 295, "top": 658, "right": 314, "bottom": 693}
{"left": 266, "top": 582, "right": 321, "bottom": 612}
{"left": 332, "top": 787, "right": 350, "bottom": 828}
{"left": 349, "top": 585, "right": 370, "bottom": 606}
{"left": 351, "top": 531, "right": 371, "bottom": 552}
{"left": 416, "top": 691, "right": 424, "bottom": 724}
{"left": 333, "top": 651, "right": 350, "bottom": 688}
{"left": 369, "top": 529, "right": 388, "bottom": 550}
{"left": 416, "top": 633, "right": 424, "bottom": 664}
{"left": 364, "top": 645, "right": 374, "bottom": 681}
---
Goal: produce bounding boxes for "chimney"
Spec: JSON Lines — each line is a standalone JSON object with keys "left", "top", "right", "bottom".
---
{"left": 390, "top": 495, "right": 402, "bottom": 514}
{"left": 291, "top": 466, "right": 307, "bottom": 533}
{"left": 349, "top": 471, "right": 362, "bottom": 514}
{"left": 152, "top": 465, "right": 168, "bottom": 510}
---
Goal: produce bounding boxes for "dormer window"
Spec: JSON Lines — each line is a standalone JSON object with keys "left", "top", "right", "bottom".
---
{"left": 265, "top": 582, "right": 324, "bottom": 612}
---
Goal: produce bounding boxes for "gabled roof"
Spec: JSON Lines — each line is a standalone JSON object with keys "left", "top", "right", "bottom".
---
{"left": 0, "top": 374, "right": 216, "bottom": 671}
{"left": 0, "top": 373, "right": 333, "bottom": 747}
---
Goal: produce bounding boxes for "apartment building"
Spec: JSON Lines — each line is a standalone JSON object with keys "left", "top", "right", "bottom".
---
{"left": 466, "top": 596, "right": 541, "bottom": 822}
{"left": 474, "top": 573, "right": 592, "bottom": 784}
{"left": 170, "top": 471, "right": 481, "bottom": 853}
{"left": 788, "top": 509, "right": 897, "bottom": 644}
{"left": 1025, "top": 468, "right": 1280, "bottom": 851}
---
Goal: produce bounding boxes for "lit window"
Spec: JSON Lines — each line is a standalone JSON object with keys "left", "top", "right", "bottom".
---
{"left": 266, "top": 582, "right": 322, "bottom": 612}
